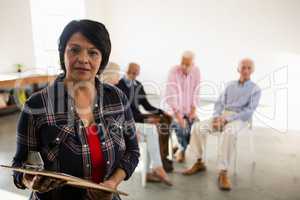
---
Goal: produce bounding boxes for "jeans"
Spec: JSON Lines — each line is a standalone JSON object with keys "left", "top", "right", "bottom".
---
{"left": 171, "top": 116, "right": 195, "bottom": 151}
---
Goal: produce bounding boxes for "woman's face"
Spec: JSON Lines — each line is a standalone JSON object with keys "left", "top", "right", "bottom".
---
{"left": 64, "top": 32, "right": 102, "bottom": 82}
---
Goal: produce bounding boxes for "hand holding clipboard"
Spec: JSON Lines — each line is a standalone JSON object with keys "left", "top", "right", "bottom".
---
{"left": 0, "top": 165, "right": 128, "bottom": 196}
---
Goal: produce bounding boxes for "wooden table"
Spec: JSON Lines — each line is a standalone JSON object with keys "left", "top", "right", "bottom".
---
{"left": 0, "top": 73, "right": 57, "bottom": 115}
{"left": 0, "top": 74, "right": 56, "bottom": 89}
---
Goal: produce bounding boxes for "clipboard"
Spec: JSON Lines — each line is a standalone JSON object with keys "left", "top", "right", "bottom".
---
{"left": 0, "top": 165, "right": 128, "bottom": 196}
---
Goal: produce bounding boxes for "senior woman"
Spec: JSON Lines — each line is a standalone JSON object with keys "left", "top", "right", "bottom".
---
{"left": 12, "top": 19, "right": 140, "bottom": 200}
{"left": 100, "top": 62, "right": 121, "bottom": 85}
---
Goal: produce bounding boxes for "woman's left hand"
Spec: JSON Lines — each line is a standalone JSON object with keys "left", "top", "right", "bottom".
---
{"left": 102, "top": 180, "right": 117, "bottom": 191}
{"left": 87, "top": 180, "right": 117, "bottom": 200}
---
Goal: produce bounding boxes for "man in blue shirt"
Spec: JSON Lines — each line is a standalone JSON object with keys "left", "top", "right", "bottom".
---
{"left": 182, "top": 58, "right": 261, "bottom": 191}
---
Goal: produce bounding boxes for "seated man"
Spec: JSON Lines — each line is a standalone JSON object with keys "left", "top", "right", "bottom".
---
{"left": 116, "top": 62, "right": 173, "bottom": 185}
{"left": 182, "top": 58, "right": 261, "bottom": 191}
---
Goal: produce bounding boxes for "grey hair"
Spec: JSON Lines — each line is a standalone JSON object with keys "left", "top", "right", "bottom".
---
{"left": 182, "top": 50, "right": 195, "bottom": 60}
{"left": 100, "top": 62, "right": 121, "bottom": 84}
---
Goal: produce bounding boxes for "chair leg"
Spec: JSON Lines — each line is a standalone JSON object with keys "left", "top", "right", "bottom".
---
{"left": 203, "top": 135, "right": 207, "bottom": 163}
{"left": 216, "top": 134, "right": 221, "bottom": 165}
{"left": 233, "top": 137, "right": 238, "bottom": 175}
{"left": 250, "top": 133, "right": 256, "bottom": 166}
{"left": 168, "top": 132, "right": 174, "bottom": 161}
{"left": 140, "top": 142, "right": 148, "bottom": 188}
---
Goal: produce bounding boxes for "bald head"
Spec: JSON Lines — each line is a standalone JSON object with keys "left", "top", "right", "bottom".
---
{"left": 126, "top": 62, "right": 140, "bottom": 80}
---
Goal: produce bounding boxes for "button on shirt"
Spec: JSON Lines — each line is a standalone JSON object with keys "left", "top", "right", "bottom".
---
{"left": 213, "top": 80, "right": 262, "bottom": 122}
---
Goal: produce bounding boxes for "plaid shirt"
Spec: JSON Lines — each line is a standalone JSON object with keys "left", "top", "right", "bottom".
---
{"left": 12, "top": 74, "right": 140, "bottom": 200}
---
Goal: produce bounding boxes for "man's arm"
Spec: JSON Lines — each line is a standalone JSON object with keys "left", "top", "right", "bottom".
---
{"left": 137, "top": 84, "right": 161, "bottom": 113}
{"left": 165, "top": 68, "right": 180, "bottom": 114}
{"left": 213, "top": 89, "right": 227, "bottom": 118}
{"left": 188, "top": 106, "right": 197, "bottom": 121}
{"left": 225, "top": 87, "right": 261, "bottom": 122}
{"left": 190, "top": 67, "right": 201, "bottom": 120}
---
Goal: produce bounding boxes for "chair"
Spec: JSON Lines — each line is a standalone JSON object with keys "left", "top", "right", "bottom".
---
{"left": 228, "top": 119, "right": 255, "bottom": 174}
{"left": 168, "top": 130, "right": 178, "bottom": 161}
{"left": 203, "top": 118, "right": 255, "bottom": 175}
{"left": 139, "top": 140, "right": 148, "bottom": 187}
{"left": 136, "top": 125, "right": 148, "bottom": 187}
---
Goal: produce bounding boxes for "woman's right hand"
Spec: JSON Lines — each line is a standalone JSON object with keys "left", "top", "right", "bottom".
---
{"left": 22, "top": 174, "right": 66, "bottom": 193}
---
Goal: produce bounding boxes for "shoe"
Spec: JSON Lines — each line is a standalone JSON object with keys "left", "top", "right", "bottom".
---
{"left": 153, "top": 167, "right": 173, "bottom": 186}
{"left": 182, "top": 159, "right": 206, "bottom": 175}
{"left": 175, "top": 150, "right": 185, "bottom": 163}
{"left": 218, "top": 170, "right": 232, "bottom": 191}
{"left": 172, "top": 146, "right": 179, "bottom": 154}
{"left": 146, "top": 172, "right": 161, "bottom": 183}
{"left": 162, "top": 158, "right": 174, "bottom": 172}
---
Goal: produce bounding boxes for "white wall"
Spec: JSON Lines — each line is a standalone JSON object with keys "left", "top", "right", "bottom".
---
{"left": 30, "top": 0, "right": 85, "bottom": 71}
{"left": 85, "top": 0, "right": 300, "bottom": 131}
{"left": 1, "top": 0, "right": 299, "bottom": 131}
{"left": 0, "top": 0, "right": 35, "bottom": 73}
{"left": 85, "top": 0, "right": 109, "bottom": 24}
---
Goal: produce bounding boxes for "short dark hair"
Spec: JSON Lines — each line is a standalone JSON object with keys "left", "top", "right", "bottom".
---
{"left": 58, "top": 19, "right": 111, "bottom": 74}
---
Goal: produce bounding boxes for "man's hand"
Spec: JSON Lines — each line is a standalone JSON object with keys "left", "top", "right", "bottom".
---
{"left": 188, "top": 111, "right": 197, "bottom": 122}
{"left": 136, "top": 130, "right": 142, "bottom": 142}
{"left": 145, "top": 117, "right": 160, "bottom": 124}
{"left": 22, "top": 174, "right": 66, "bottom": 193}
{"left": 212, "top": 117, "right": 221, "bottom": 131}
{"left": 212, "top": 116, "right": 227, "bottom": 131}
{"left": 220, "top": 116, "right": 228, "bottom": 126}
{"left": 175, "top": 112, "right": 186, "bottom": 128}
